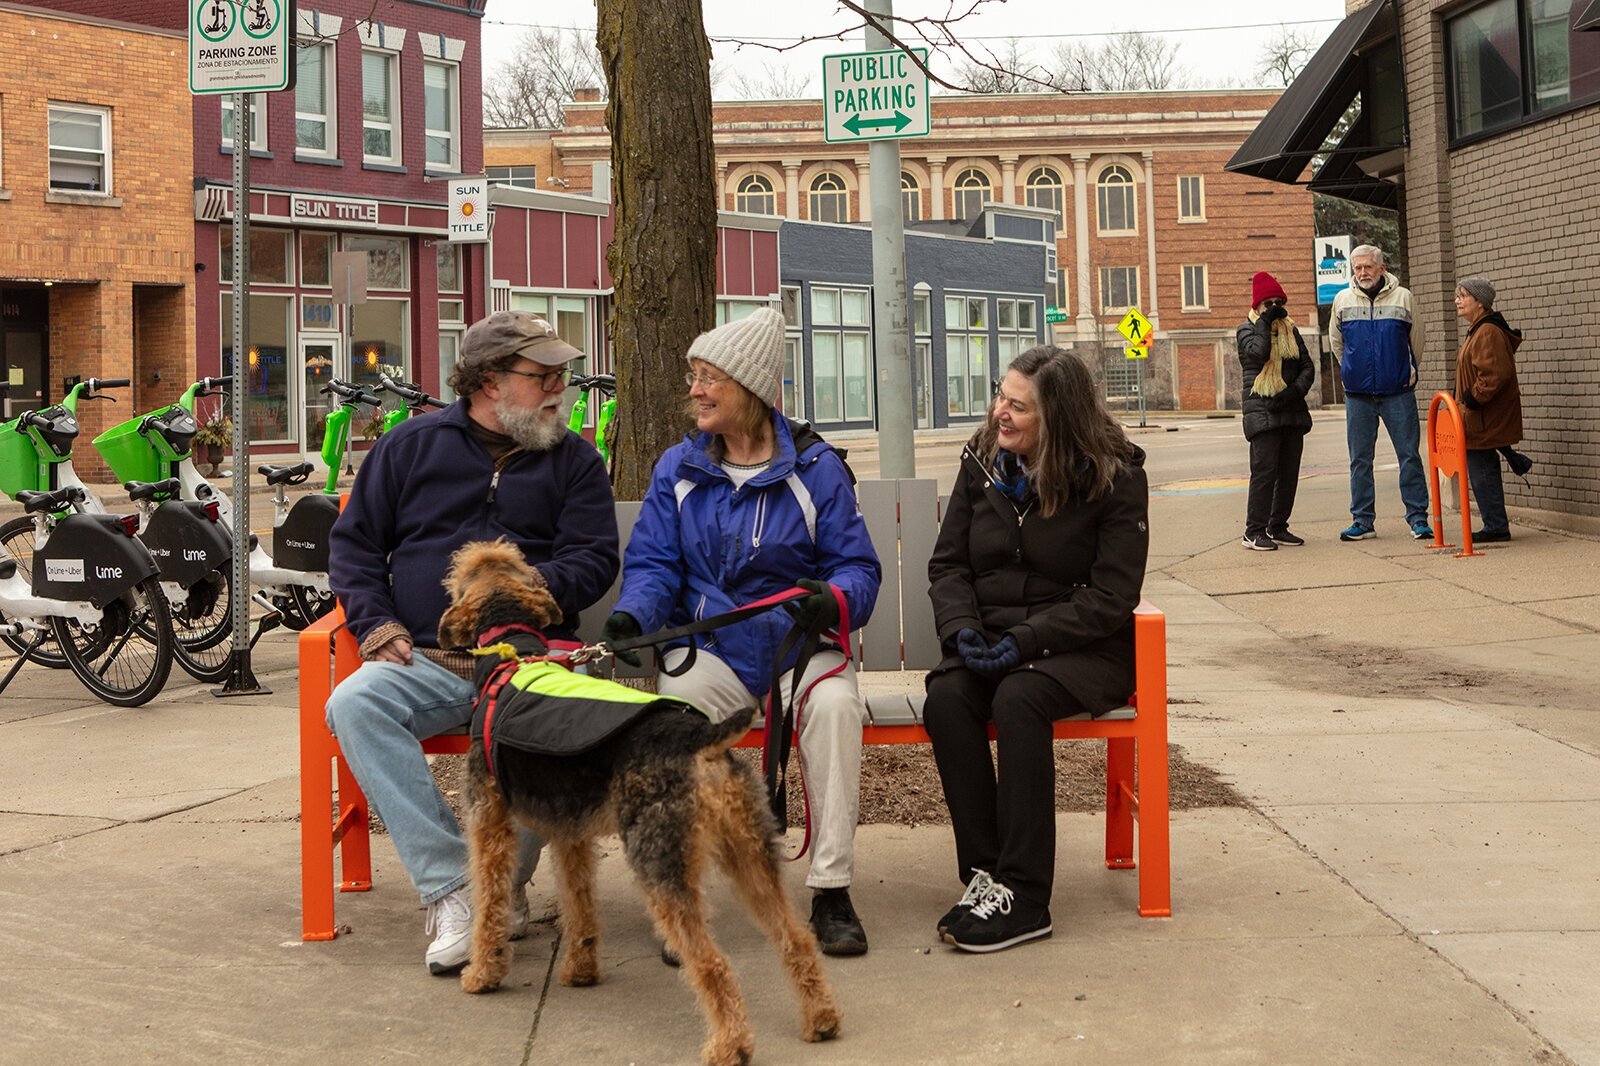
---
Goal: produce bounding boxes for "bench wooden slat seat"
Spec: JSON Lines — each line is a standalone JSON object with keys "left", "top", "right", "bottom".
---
{"left": 298, "top": 480, "right": 1171, "bottom": 942}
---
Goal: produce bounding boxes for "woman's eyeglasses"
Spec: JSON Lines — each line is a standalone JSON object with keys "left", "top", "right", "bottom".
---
{"left": 501, "top": 366, "right": 571, "bottom": 390}
{"left": 684, "top": 372, "right": 732, "bottom": 388}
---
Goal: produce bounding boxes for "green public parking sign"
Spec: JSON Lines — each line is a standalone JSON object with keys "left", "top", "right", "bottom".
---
{"left": 822, "top": 48, "right": 931, "bottom": 144}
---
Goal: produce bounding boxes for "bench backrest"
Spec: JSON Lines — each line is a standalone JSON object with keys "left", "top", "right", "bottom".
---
{"left": 576, "top": 479, "right": 944, "bottom": 675}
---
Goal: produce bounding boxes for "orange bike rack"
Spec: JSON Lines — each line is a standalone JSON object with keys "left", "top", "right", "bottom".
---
{"left": 1425, "top": 391, "right": 1482, "bottom": 558}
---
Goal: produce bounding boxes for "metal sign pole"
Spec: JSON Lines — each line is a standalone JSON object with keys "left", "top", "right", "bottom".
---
{"left": 1136, "top": 356, "right": 1147, "bottom": 429}
{"left": 864, "top": 0, "right": 914, "bottom": 479}
{"left": 216, "top": 90, "right": 266, "bottom": 695}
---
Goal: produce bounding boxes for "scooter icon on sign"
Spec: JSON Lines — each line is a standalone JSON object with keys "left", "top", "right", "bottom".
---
{"left": 246, "top": 0, "right": 272, "bottom": 31}
{"left": 203, "top": 0, "right": 229, "bottom": 35}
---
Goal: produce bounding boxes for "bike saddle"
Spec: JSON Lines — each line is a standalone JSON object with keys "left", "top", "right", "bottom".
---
{"left": 16, "top": 486, "right": 86, "bottom": 514}
{"left": 0, "top": 556, "right": 16, "bottom": 581}
{"left": 257, "top": 461, "right": 314, "bottom": 486}
{"left": 125, "top": 478, "right": 181, "bottom": 502}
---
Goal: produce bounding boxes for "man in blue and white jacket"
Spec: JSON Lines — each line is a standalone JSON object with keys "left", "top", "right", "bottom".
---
{"left": 1329, "top": 245, "right": 1432, "bottom": 541}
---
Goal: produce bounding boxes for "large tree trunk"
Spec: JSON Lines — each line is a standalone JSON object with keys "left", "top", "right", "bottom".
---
{"left": 597, "top": 0, "right": 717, "bottom": 501}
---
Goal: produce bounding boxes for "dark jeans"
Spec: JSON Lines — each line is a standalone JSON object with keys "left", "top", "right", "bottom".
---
{"left": 1245, "top": 428, "right": 1306, "bottom": 536}
{"left": 924, "top": 668, "right": 1090, "bottom": 910}
{"left": 1467, "top": 448, "right": 1509, "bottom": 536}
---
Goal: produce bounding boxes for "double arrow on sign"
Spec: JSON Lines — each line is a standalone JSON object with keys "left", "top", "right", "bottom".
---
{"left": 843, "top": 110, "right": 912, "bottom": 136}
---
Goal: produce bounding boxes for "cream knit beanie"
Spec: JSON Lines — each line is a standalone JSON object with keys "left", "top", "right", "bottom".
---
{"left": 686, "top": 307, "right": 786, "bottom": 407}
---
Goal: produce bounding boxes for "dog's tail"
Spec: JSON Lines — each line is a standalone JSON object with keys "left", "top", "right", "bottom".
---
{"left": 702, "top": 705, "right": 757, "bottom": 755}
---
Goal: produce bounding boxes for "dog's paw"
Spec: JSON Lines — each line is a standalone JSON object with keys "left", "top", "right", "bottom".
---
{"left": 559, "top": 961, "right": 601, "bottom": 987}
{"left": 804, "top": 1007, "right": 842, "bottom": 1043}
{"left": 460, "top": 965, "right": 501, "bottom": 994}
{"left": 701, "top": 1035, "right": 754, "bottom": 1066}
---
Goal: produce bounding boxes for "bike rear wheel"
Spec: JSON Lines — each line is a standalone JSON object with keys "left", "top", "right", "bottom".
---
{"left": 54, "top": 576, "right": 175, "bottom": 707}
{"left": 170, "top": 568, "right": 234, "bottom": 683}
{"left": 0, "top": 515, "right": 109, "bottom": 669}
{"left": 288, "top": 585, "right": 335, "bottom": 631}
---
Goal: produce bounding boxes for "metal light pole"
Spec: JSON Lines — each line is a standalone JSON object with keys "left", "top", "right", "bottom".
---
{"left": 864, "top": 0, "right": 915, "bottom": 479}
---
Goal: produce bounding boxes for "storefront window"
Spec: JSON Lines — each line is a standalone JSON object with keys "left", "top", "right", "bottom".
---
{"left": 343, "top": 234, "right": 408, "bottom": 290}
{"left": 221, "top": 227, "right": 292, "bottom": 285}
{"left": 812, "top": 332, "right": 841, "bottom": 422}
{"left": 436, "top": 241, "right": 462, "bottom": 293}
{"left": 221, "top": 293, "right": 294, "bottom": 442}
{"left": 842, "top": 332, "right": 871, "bottom": 421}
{"left": 301, "top": 232, "right": 333, "bottom": 288}
{"left": 350, "top": 299, "right": 409, "bottom": 411}
{"left": 511, "top": 293, "right": 550, "bottom": 317}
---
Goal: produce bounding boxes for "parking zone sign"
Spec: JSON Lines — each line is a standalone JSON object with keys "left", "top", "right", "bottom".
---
{"left": 190, "top": 0, "right": 296, "bottom": 95}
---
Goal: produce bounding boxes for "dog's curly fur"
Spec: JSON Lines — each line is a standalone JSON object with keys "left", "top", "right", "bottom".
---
{"left": 442, "top": 540, "right": 841, "bottom": 1066}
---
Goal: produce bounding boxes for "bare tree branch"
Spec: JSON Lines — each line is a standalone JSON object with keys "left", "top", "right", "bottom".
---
{"left": 1256, "top": 25, "right": 1317, "bottom": 88}
{"left": 727, "top": 62, "right": 814, "bottom": 99}
{"left": 1049, "top": 33, "right": 1185, "bottom": 92}
{"left": 483, "top": 26, "right": 605, "bottom": 128}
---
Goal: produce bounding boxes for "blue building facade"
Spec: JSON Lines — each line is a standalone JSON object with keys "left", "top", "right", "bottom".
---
{"left": 774, "top": 204, "right": 1054, "bottom": 430}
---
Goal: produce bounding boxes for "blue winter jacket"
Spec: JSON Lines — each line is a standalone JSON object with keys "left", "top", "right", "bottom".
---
{"left": 612, "top": 414, "right": 881, "bottom": 697}
{"left": 1330, "top": 271, "right": 1419, "bottom": 396}
{"left": 329, "top": 400, "right": 619, "bottom": 649}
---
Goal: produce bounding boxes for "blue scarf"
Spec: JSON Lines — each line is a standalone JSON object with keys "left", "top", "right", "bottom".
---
{"left": 992, "top": 450, "right": 1033, "bottom": 505}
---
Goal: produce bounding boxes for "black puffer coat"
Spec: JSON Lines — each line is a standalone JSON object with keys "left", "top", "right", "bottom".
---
{"left": 1236, "top": 318, "right": 1315, "bottom": 441}
{"left": 927, "top": 445, "right": 1149, "bottom": 715}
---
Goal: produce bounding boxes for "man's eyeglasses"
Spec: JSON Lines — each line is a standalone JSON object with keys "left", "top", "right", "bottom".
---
{"left": 501, "top": 366, "right": 571, "bottom": 390}
{"left": 684, "top": 372, "right": 732, "bottom": 389}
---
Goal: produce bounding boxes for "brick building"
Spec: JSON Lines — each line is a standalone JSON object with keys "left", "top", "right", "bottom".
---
{"left": 487, "top": 86, "right": 1316, "bottom": 413}
{"left": 52, "top": 0, "right": 489, "bottom": 456}
{"left": 0, "top": 3, "right": 194, "bottom": 461}
{"left": 1230, "top": 0, "right": 1600, "bottom": 528}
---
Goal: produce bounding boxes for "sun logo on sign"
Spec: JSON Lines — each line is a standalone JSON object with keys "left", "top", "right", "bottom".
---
{"left": 460, "top": 202, "right": 475, "bottom": 217}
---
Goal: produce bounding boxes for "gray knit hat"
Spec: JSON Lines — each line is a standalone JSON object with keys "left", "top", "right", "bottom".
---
{"left": 686, "top": 307, "right": 786, "bottom": 407}
{"left": 1457, "top": 277, "right": 1496, "bottom": 309}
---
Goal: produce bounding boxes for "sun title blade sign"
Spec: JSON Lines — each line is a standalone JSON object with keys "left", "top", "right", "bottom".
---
{"left": 822, "top": 47, "right": 931, "bottom": 144}
{"left": 449, "top": 178, "right": 489, "bottom": 243}
{"left": 189, "top": 0, "right": 296, "bottom": 94}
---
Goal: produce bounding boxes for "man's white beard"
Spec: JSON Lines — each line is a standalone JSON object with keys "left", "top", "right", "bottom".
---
{"left": 496, "top": 396, "right": 566, "bottom": 452}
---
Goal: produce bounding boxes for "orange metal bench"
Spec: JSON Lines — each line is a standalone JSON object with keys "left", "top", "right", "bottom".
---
{"left": 298, "top": 600, "right": 1170, "bottom": 941}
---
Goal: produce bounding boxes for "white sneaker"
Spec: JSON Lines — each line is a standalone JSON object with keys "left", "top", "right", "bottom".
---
{"left": 509, "top": 886, "right": 530, "bottom": 941}
{"left": 424, "top": 887, "right": 473, "bottom": 975}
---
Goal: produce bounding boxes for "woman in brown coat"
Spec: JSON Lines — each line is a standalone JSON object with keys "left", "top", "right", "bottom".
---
{"left": 923, "top": 346, "right": 1148, "bottom": 953}
{"left": 1453, "top": 277, "right": 1524, "bottom": 543}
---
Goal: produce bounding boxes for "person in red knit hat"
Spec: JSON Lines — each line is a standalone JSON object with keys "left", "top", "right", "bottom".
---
{"left": 1236, "top": 271, "right": 1315, "bottom": 550}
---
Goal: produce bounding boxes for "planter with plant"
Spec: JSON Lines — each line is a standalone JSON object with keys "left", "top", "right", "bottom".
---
{"left": 193, "top": 409, "right": 233, "bottom": 474}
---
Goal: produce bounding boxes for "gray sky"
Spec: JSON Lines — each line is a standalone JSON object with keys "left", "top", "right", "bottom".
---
{"left": 479, "top": 0, "right": 1349, "bottom": 96}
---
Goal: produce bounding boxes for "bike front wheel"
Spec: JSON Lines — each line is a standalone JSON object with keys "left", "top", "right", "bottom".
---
{"left": 54, "top": 576, "right": 175, "bottom": 707}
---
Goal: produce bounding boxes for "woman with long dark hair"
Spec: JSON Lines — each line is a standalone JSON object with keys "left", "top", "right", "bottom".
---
{"left": 923, "top": 346, "right": 1149, "bottom": 953}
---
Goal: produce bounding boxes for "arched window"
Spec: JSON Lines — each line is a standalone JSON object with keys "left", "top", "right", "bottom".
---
{"left": 1096, "top": 164, "right": 1136, "bottom": 233}
{"left": 1024, "top": 166, "right": 1063, "bottom": 223}
{"left": 735, "top": 173, "right": 776, "bottom": 215}
{"left": 953, "top": 167, "right": 991, "bottom": 221}
{"left": 901, "top": 171, "right": 921, "bottom": 223}
{"left": 808, "top": 171, "right": 848, "bottom": 223}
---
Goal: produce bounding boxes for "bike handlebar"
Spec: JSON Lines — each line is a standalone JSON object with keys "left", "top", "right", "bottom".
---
{"left": 321, "top": 379, "right": 383, "bottom": 406}
{"left": 570, "top": 373, "right": 617, "bottom": 394}
{"left": 95, "top": 377, "right": 131, "bottom": 389}
{"left": 377, "top": 373, "right": 445, "bottom": 409}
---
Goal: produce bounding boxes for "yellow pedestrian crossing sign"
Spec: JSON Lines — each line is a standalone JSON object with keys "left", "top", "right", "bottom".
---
{"left": 1124, "top": 342, "right": 1150, "bottom": 360}
{"left": 1117, "top": 307, "right": 1152, "bottom": 346}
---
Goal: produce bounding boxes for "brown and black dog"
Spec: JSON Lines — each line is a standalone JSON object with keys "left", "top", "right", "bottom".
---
{"left": 438, "top": 539, "right": 840, "bottom": 1066}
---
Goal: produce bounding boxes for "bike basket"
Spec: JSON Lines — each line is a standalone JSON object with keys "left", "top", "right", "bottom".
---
{"left": 0, "top": 421, "right": 43, "bottom": 497}
{"left": 93, "top": 404, "right": 196, "bottom": 483}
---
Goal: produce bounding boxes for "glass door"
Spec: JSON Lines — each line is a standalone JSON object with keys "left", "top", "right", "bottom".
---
{"left": 300, "top": 336, "right": 343, "bottom": 459}
{"left": 915, "top": 340, "right": 932, "bottom": 428}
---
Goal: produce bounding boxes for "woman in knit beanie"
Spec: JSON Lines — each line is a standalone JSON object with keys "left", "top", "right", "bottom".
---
{"left": 1237, "top": 271, "right": 1316, "bottom": 550}
{"left": 603, "top": 307, "right": 883, "bottom": 957}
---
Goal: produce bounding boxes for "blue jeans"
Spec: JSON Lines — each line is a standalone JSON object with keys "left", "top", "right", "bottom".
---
{"left": 1466, "top": 448, "right": 1510, "bottom": 536}
{"left": 326, "top": 654, "right": 542, "bottom": 904}
{"left": 1346, "top": 391, "right": 1430, "bottom": 531}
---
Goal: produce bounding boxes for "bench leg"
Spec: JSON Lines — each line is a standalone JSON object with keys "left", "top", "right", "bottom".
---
{"left": 1136, "top": 734, "right": 1172, "bottom": 918}
{"left": 335, "top": 754, "right": 373, "bottom": 893}
{"left": 1104, "top": 737, "right": 1136, "bottom": 870}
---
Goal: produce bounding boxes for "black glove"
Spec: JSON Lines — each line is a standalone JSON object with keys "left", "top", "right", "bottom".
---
{"left": 955, "top": 628, "right": 989, "bottom": 665}
{"left": 1262, "top": 303, "right": 1289, "bottom": 323}
{"left": 968, "top": 634, "right": 1021, "bottom": 676}
{"left": 600, "top": 612, "right": 642, "bottom": 667}
{"left": 1267, "top": 388, "right": 1297, "bottom": 411}
{"left": 1460, "top": 392, "right": 1481, "bottom": 410}
{"left": 786, "top": 578, "right": 840, "bottom": 633}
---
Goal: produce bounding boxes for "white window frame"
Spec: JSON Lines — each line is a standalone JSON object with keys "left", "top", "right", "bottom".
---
{"left": 953, "top": 167, "right": 991, "bottom": 221}
{"left": 221, "top": 93, "right": 268, "bottom": 153}
{"left": 1181, "top": 264, "right": 1209, "bottom": 311}
{"left": 1177, "top": 174, "right": 1206, "bottom": 222}
{"left": 1024, "top": 166, "right": 1064, "bottom": 223}
{"left": 423, "top": 59, "right": 459, "bottom": 172}
{"left": 1099, "top": 266, "right": 1140, "bottom": 313}
{"left": 47, "top": 102, "right": 112, "bottom": 194}
{"left": 808, "top": 285, "right": 872, "bottom": 423}
{"left": 735, "top": 173, "right": 776, "bottom": 215}
{"left": 1096, "top": 165, "right": 1137, "bottom": 235}
{"left": 343, "top": 233, "right": 410, "bottom": 291}
{"left": 486, "top": 165, "right": 538, "bottom": 188}
{"left": 808, "top": 172, "right": 848, "bottom": 223}
{"left": 901, "top": 171, "right": 921, "bottom": 222}
{"left": 295, "top": 40, "right": 337, "bottom": 158}
{"left": 362, "top": 48, "right": 401, "bottom": 166}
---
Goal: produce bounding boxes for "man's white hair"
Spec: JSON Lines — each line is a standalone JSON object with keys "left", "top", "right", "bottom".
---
{"left": 1350, "top": 244, "right": 1387, "bottom": 266}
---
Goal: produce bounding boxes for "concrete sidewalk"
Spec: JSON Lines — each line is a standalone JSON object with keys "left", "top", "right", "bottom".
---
{"left": 2, "top": 453, "right": 1596, "bottom": 1063}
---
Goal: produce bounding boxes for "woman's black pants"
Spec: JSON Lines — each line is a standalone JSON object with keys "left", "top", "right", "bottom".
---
{"left": 924, "top": 667, "right": 1089, "bottom": 910}
{"left": 1245, "top": 426, "right": 1306, "bottom": 537}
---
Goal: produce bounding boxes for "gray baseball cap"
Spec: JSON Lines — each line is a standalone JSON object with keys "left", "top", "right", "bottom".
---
{"left": 459, "top": 310, "right": 583, "bottom": 369}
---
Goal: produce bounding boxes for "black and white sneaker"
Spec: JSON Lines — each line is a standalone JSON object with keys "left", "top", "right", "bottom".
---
{"left": 943, "top": 881, "right": 1052, "bottom": 953}
{"left": 1267, "top": 527, "right": 1305, "bottom": 546}
{"left": 1241, "top": 533, "right": 1278, "bottom": 551}
{"left": 936, "top": 869, "right": 995, "bottom": 936}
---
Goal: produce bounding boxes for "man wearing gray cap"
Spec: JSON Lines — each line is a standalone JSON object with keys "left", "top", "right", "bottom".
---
{"left": 328, "top": 310, "right": 620, "bottom": 975}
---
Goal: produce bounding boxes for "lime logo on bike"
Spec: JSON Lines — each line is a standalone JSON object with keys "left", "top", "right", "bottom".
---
{"left": 95, "top": 565, "right": 124, "bottom": 579}
{"left": 183, "top": 549, "right": 208, "bottom": 562}
{"left": 45, "top": 560, "right": 85, "bottom": 582}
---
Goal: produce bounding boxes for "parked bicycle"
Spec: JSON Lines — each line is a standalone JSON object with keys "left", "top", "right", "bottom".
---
{"left": 567, "top": 372, "right": 617, "bottom": 469}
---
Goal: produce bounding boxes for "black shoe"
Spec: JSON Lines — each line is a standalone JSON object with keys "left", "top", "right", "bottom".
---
{"left": 1267, "top": 527, "right": 1305, "bottom": 546}
{"left": 943, "top": 881, "right": 1052, "bottom": 954}
{"left": 1241, "top": 533, "right": 1278, "bottom": 551}
{"left": 1472, "top": 528, "right": 1512, "bottom": 543}
{"left": 1507, "top": 451, "right": 1534, "bottom": 478}
{"left": 810, "top": 888, "right": 868, "bottom": 956}
{"left": 936, "top": 870, "right": 995, "bottom": 936}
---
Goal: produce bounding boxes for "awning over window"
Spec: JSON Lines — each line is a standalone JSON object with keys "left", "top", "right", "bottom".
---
{"left": 1306, "top": 112, "right": 1401, "bottom": 209}
{"left": 1577, "top": 0, "right": 1600, "bottom": 32}
{"left": 1226, "top": 0, "right": 1400, "bottom": 188}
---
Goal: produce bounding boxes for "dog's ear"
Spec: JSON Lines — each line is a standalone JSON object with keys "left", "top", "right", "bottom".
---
{"left": 437, "top": 599, "right": 479, "bottom": 651}
{"left": 521, "top": 586, "right": 563, "bottom": 630}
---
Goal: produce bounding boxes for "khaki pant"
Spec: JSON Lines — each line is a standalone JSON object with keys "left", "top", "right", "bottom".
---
{"left": 658, "top": 647, "right": 865, "bottom": 889}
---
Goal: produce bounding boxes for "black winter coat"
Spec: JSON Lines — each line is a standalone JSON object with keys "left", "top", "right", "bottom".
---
{"left": 927, "top": 445, "right": 1149, "bottom": 715}
{"left": 1236, "top": 318, "right": 1315, "bottom": 441}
